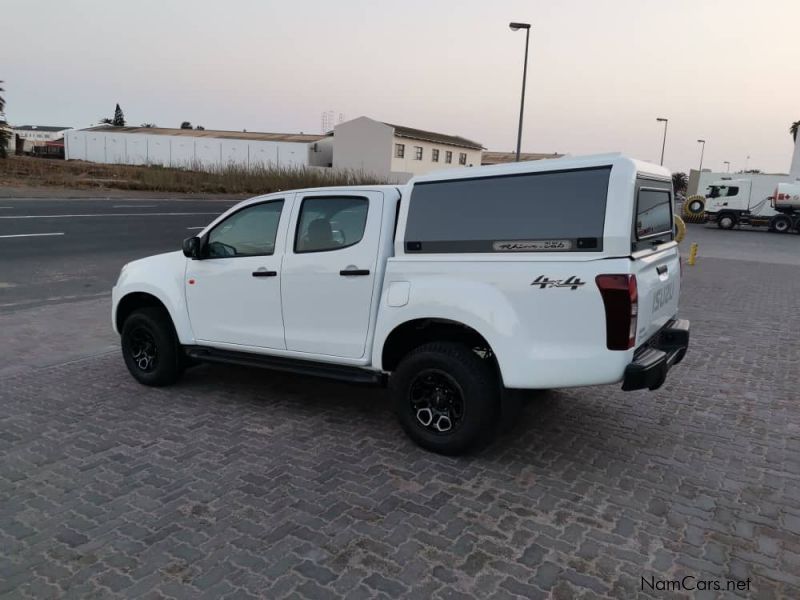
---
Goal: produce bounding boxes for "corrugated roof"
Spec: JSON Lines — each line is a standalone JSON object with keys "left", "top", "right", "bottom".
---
{"left": 384, "top": 123, "right": 483, "bottom": 150}
{"left": 481, "top": 151, "right": 564, "bottom": 165}
{"left": 14, "top": 125, "right": 72, "bottom": 132}
{"left": 81, "top": 126, "right": 327, "bottom": 143}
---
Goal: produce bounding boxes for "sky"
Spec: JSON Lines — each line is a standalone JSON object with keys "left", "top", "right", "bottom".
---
{"left": 3, "top": 0, "right": 799, "bottom": 174}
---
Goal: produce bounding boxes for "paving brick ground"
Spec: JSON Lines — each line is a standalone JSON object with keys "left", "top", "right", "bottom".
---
{"left": 1, "top": 253, "right": 799, "bottom": 599}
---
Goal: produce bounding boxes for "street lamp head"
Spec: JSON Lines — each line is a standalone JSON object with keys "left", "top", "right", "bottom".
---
{"left": 656, "top": 117, "right": 668, "bottom": 123}
{"left": 697, "top": 139, "right": 705, "bottom": 143}
{"left": 509, "top": 22, "right": 531, "bottom": 31}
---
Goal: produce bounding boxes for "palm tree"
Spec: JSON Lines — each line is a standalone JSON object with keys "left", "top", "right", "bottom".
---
{"left": 791, "top": 120, "right": 800, "bottom": 143}
{"left": 672, "top": 171, "right": 688, "bottom": 194}
{"left": 0, "top": 80, "right": 9, "bottom": 158}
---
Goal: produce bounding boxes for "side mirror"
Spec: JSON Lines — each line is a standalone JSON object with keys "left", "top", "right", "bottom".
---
{"left": 182, "top": 236, "right": 201, "bottom": 258}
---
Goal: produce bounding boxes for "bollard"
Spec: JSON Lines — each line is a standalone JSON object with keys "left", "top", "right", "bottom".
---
{"left": 674, "top": 215, "right": 687, "bottom": 243}
{"left": 687, "top": 242, "right": 698, "bottom": 266}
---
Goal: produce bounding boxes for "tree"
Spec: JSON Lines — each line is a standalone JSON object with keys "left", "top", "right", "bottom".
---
{"left": 0, "top": 80, "right": 9, "bottom": 158}
{"left": 195, "top": 125, "right": 205, "bottom": 130}
{"left": 791, "top": 120, "right": 800, "bottom": 143}
{"left": 672, "top": 171, "right": 688, "bottom": 194}
{"left": 112, "top": 103, "right": 125, "bottom": 127}
{"left": 140, "top": 123, "right": 157, "bottom": 128}
{"left": 99, "top": 117, "right": 113, "bottom": 124}
{"left": 180, "top": 121, "right": 192, "bottom": 129}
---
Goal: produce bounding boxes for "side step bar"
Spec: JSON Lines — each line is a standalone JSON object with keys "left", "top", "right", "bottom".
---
{"left": 184, "top": 346, "right": 386, "bottom": 386}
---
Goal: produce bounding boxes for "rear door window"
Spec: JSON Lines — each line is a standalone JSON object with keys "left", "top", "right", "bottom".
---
{"left": 404, "top": 167, "right": 611, "bottom": 253}
{"left": 294, "top": 196, "right": 369, "bottom": 253}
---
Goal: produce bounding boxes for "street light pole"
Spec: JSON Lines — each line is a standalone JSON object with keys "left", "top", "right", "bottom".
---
{"left": 509, "top": 22, "right": 531, "bottom": 162}
{"left": 656, "top": 118, "right": 668, "bottom": 166}
{"left": 697, "top": 139, "right": 705, "bottom": 172}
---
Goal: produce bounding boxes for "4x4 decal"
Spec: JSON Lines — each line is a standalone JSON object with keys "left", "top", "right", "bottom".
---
{"left": 531, "top": 275, "right": 586, "bottom": 290}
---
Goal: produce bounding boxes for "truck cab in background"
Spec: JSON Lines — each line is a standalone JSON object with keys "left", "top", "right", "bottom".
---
{"left": 705, "top": 179, "right": 800, "bottom": 233}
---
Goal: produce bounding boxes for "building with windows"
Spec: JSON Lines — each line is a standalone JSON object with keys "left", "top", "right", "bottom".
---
{"left": 332, "top": 116, "right": 483, "bottom": 182}
{"left": 11, "top": 125, "right": 72, "bottom": 153}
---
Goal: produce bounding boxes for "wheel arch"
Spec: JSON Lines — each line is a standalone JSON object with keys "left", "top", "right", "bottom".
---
{"left": 380, "top": 318, "right": 503, "bottom": 384}
{"left": 115, "top": 291, "right": 172, "bottom": 334}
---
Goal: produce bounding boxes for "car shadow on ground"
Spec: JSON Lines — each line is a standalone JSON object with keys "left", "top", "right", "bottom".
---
{"left": 165, "top": 362, "right": 662, "bottom": 471}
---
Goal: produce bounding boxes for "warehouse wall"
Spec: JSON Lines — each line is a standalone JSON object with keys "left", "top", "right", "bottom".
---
{"left": 65, "top": 130, "right": 312, "bottom": 170}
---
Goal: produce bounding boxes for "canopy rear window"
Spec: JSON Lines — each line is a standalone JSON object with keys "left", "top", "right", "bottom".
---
{"left": 632, "top": 177, "right": 674, "bottom": 252}
{"left": 405, "top": 167, "right": 611, "bottom": 253}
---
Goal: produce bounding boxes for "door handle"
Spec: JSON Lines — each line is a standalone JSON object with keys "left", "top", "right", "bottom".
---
{"left": 656, "top": 265, "right": 668, "bottom": 275}
{"left": 252, "top": 270, "right": 277, "bottom": 277}
{"left": 339, "top": 269, "right": 370, "bottom": 276}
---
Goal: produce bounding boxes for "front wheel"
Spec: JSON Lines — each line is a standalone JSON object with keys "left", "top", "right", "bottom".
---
{"left": 121, "top": 307, "right": 183, "bottom": 386}
{"left": 390, "top": 342, "right": 499, "bottom": 455}
{"left": 717, "top": 212, "right": 737, "bottom": 230}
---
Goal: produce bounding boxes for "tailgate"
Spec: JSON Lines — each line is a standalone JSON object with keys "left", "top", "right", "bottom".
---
{"left": 632, "top": 246, "right": 680, "bottom": 346}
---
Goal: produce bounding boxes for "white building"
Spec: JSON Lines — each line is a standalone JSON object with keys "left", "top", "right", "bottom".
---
{"left": 13, "top": 125, "right": 72, "bottom": 142}
{"left": 332, "top": 116, "right": 483, "bottom": 182}
{"left": 64, "top": 126, "right": 332, "bottom": 170}
{"left": 11, "top": 125, "right": 72, "bottom": 153}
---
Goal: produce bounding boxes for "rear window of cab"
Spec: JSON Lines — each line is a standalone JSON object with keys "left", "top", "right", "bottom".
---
{"left": 404, "top": 167, "right": 611, "bottom": 253}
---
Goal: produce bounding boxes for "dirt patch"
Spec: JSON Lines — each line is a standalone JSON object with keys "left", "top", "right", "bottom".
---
{"left": 0, "top": 155, "right": 386, "bottom": 195}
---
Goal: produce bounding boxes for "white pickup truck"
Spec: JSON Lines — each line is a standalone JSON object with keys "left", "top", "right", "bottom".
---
{"left": 112, "top": 154, "right": 689, "bottom": 454}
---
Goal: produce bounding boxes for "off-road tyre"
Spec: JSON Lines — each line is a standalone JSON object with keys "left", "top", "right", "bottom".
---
{"left": 390, "top": 342, "right": 499, "bottom": 455}
{"left": 121, "top": 307, "right": 183, "bottom": 387}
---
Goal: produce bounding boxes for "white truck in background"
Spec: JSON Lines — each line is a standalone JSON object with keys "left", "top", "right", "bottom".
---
{"left": 112, "top": 154, "right": 689, "bottom": 455}
{"left": 704, "top": 179, "right": 800, "bottom": 233}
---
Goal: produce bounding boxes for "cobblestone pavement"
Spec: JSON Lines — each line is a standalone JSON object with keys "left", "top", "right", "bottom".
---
{"left": 1, "top": 255, "right": 799, "bottom": 599}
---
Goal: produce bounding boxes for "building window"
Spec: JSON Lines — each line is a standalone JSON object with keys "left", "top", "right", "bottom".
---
{"left": 459, "top": 152, "right": 467, "bottom": 165}
{"left": 414, "top": 146, "right": 423, "bottom": 160}
{"left": 432, "top": 149, "right": 439, "bottom": 162}
{"left": 395, "top": 143, "right": 405, "bottom": 158}
{"left": 445, "top": 151, "right": 453, "bottom": 164}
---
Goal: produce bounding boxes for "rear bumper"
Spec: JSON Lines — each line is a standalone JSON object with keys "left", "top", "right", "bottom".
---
{"left": 622, "top": 319, "right": 690, "bottom": 391}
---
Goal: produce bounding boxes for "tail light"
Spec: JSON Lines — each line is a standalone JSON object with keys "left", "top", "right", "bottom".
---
{"left": 596, "top": 274, "right": 638, "bottom": 350}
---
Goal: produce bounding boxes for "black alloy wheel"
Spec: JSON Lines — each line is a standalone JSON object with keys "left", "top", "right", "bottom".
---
{"left": 409, "top": 369, "right": 465, "bottom": 434}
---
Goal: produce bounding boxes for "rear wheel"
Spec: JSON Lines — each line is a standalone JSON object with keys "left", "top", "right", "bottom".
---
{"left": 390, "top": 342, "right": 499, "bottom": 455}
{"left": 717, "top": 212, "right": 737, "bottom": 230}
{"left": 770, "top": 215, "right": 792, "bottom": 233}
{"left": 121, "top": 307, "right": 183, "bottom": 386}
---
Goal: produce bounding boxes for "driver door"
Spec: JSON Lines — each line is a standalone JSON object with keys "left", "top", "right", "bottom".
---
{"left": 186, "top": 197, "right": 290, "bottom": 349}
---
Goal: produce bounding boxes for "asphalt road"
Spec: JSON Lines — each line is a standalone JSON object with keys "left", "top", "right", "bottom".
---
{"left": 0, "top": 196, "right": 239, "bottom": 311}
{"left": 2, "top": 196, "right": 797, "bottom": 313}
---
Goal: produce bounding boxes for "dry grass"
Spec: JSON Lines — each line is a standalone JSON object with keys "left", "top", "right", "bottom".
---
{"left": 0, "top": 156, "right": 387, "bottom": 194}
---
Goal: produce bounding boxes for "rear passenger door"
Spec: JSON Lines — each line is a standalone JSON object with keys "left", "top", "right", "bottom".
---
{"left": 281, "top": 192, "right": 384, "bottom": 359}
